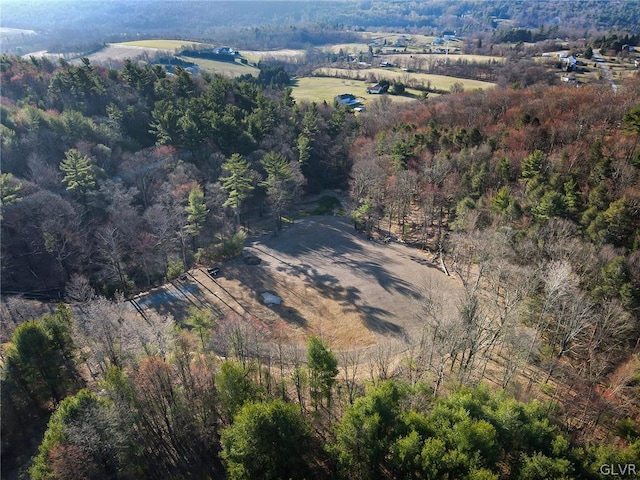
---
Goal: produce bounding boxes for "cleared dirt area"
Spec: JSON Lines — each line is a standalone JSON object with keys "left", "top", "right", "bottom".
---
{"left": 134, "top": 216, "right": 463, "bottom": 349}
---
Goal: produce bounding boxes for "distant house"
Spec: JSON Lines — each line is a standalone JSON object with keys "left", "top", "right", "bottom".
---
{"left": 442, "top": 30, "right": 456, "bottom": 40}
{"left": 432, "top": 37, "right": 445, "bottom": 45}
{"left": 213, "top": 46, "right": 236, "bottom": 56}
{"left": 367, "top": 84, "right": 384, "bottom": 94}
{"left": 334, "top": 93, "right": 360, "bottom": 107}
{"left": 562, "top": 55, "right": 578, "bottom": 71}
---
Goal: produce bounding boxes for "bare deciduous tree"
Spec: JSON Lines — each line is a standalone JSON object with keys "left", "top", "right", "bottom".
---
{"left": 75, "top": 295, "right": 173, "bottom": 375}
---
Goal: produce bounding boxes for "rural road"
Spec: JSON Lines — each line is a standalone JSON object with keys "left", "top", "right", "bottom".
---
{"left": 591, "top": 50, "right": 619, "bottom": 93}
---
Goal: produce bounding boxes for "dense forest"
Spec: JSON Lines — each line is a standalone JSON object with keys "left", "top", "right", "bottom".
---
{"left": 1, "top": 32, "right": 640, "bottom": 480}
{"left": 2, "top": 0, "right": 640, "bottom": 55}
{"left": 0, "top": 55, "right": 358, "bottom": 297}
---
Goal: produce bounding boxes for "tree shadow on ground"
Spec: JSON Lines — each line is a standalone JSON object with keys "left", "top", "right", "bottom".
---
{"left": 134, "top": 281, "right": 215, "bottom": 322}
{"left": 246, "top": 216, "right": 432, "bottom": 336}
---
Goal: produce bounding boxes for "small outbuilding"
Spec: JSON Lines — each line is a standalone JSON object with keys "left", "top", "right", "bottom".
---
{"left": 367, "top": 84, "right": 385, "bottom": 94}
{"left": 334, "top": 93, "right": 361, "bottom": 107}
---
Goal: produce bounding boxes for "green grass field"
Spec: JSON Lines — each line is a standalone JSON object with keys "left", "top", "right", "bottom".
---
{"left": 179, "top": 56, "right": 259, "bottom": 78}
{"left": 290, "top": 76, "right": 424, "bottom": 105}
{"left": 315, "top": 67, "right": 496, "bottom": 91}
{"left": 327, "top": 43, "right": 372, "bottom": 54}
{"left": 359, "top": 32, "right": 439, "bottom": 46}
{"left": 290, "top": 77, "right": 368, "bottom": 104}
{"left": 117, "top": 40, "right": 209, "bottom": 50}
{"left": 384, "top": 53, "right": 506, "bottom": 65}
{"left": 240, "top": 49, "right": 305, "bottom": 64}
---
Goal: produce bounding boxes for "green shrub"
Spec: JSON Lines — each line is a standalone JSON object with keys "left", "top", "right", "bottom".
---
{"left": 166, "top": 259, "right": 186, "bottom": 280}
{"left": 216, "top": 231, "right": 247, "bottom": 260}
{"left": 313, "top": 195, "right": 342, "bottom": 215}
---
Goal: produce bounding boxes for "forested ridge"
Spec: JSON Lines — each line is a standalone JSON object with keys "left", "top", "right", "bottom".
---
{"left": 1, "top": 53, "right": 640, "bottom": 479}
{"left": 3, "top": 0, "right": 640, "bottom": 55}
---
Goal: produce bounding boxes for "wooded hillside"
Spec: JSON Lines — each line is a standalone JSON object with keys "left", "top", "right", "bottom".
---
{"left": 1, "top": 53, "right": 639, "bottom": 479}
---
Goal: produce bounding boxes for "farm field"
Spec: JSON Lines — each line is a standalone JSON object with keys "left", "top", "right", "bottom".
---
{"left": 241, "top": 49, "right": 306, "bottom": 64}
{"left": 179, "top": 55, "right": 260, "bottom": 77}
{"left": 82, "top": 43, "right": 171, "bottom": 64}
{"left": 315, "top": 67, "right": 496, "bottom": 91}
{"left": 327, "top": 43, "right": 373, "bottom": 54}
{"left": 384, "top": 53, "right": 506, "bottom": 65}
{"left": 326, "top": 38, "right": 463, "bottom": 55}
{"left": 361, "top": 32, "right": 437, "bottom": 45}
{"left": 117, "top": 39, "right": 210, "bottom": 50}
{"left": 290, "top": 76, "right": 424, "bottom": 105}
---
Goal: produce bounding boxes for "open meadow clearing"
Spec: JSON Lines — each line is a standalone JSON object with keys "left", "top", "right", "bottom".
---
{"left": 241, "top": 49, "right": 306, "bottom": 64}
{"left": 117, "top": 39, "right": 210, "bottom": 50}
{"left": 384, "top": 53, "right": 506, "bottom": 66}
{"left": 178, "top": 56, "right": 260, "bottom": 77}
{"left": 315, "top": 67, "right": 496, "bottom": 91}
{"left": 83, "top": 43, "right": 172, "bottom": 63}
{"left": 359, "top": 32, "right": 439, "bottom": 46}
{"left": 290, "top": 76, "right": 424, "bottom": 104}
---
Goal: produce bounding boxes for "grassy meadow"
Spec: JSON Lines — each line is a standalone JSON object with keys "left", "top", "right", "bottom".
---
{"left": 314, "top": 67, "right": 496, "bottom": 91}
{"left": 290, "top": 76, "right": 424, "bottom": 105}
{"left": 240, "top": 49, "right": 306, "bottom": 64}
{"left": 178, "top": 56, "right": 259, "bottom": 77}
{"left": 117, "top": 39, "right": 209, "bottom": 50}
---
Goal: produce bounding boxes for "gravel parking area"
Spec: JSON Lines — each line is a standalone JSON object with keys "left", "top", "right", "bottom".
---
{"left": 244, "top": 216, "right": 462, "bottom": 343}
{"left": 134, "top": 215, "right": 463, "bottom": 349}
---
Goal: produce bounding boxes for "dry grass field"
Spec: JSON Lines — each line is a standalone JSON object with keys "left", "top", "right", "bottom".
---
{"left": 384, "top": 53, "right": 506, "bottom": 65}
{"left": 179, "top": 56, "right": 260, "bottom": 77}
{"left": 83, "top": 44, "right": 165, "bottom": 63}
{"left": 241, "top": 49, "right": 306, "bottom": 64}
{"left": 315, "top": 67, "right": 496, "bottom": 91}
{"left": 117, "top": 39, "right": 209, "bottom": 50}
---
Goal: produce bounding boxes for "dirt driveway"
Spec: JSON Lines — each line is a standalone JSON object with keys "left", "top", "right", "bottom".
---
{"left": 134, "top": 215, "right": 462, "bottom": 349}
